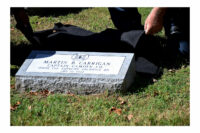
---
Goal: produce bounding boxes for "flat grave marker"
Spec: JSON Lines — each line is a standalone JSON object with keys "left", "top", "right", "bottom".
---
{"left": 15, "top": 50, "right": 135, "bottom": 94}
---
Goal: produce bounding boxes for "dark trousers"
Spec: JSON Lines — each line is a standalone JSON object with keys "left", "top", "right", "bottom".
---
{"left": 108, "top": 8, "right": 190, "bottom": 56}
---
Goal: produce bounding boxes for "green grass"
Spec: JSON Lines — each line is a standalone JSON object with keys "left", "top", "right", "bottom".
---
{"left": 10, "top": 7, "right": 190, "bottom": 126}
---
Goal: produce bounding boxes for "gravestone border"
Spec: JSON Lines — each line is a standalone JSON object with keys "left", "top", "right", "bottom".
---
{"left": 15, "top": 50, "right": 135, "bottom": 94}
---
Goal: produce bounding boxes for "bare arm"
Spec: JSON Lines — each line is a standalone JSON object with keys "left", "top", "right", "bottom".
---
{"left": 144, "top": 7, "right": 167, "bottom": 35}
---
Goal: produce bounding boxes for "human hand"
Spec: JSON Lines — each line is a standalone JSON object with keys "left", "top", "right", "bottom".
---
{"left": 144, "top": 8, "right": 166, "bottom": 35}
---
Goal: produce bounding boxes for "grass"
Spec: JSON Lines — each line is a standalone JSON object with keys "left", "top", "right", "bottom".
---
{"left": 10, "top": 7, "right": 190, "bottom": 126}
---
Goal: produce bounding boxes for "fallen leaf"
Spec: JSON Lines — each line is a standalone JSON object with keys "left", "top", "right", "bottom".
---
{"left": 110, "top": 107, "right": 116, "bottom": 112}
{"left": 29, "top": 91, "right": 38, "bottom": 96}
{"left": 44, "top": 90, "right": 49, "bottom": 94}
{"left": 117, "top": 97, "right": 127, "bottom": 105}
{"left": 10, "top": 102, "right": 20, "bottom": 111}
{"left": 110, "top": 107, "right": 122, "bottom": 115}
{"left": 117, "top": 97, "right": 124, "bottom": 101}
{"left": 154, "top": 91, "right": 159, "bottom": 97}
{"left": 67, "top": 92, "right": 75, "bottom": 97}
{"left": 16, "top": 101, "right": 21, "bottom": 105}
{"left": 115, "top": 108, "right": 122, "bottom": 115}
{"left": 40, "top": 90, "right": 51, "bottom": 96}
{"left": 153, "top": 78, "right": 157, "bottom": 83}
{"left": 181, "top": 65, "right": 187, "bottom": 69}
{"left": 10, "top": 105, "right": 16, "bottom": 111}
{"left": 28, "top": 106, "right": 31, "bottom": 110}
{"left": 127, "top": 114, "right": 133, "bottom": 120}
{"left": 120, "top": 101, "right": 126, "bottom": 105}
{"left": 36, "top": 21, "right": 41, "bottom": 25}
{"left": 11, "top": 85, "right": 15, "bottom": 89}
{"left": 168, "top": 69, "right": 175, "bottom": 73}
{"left": 29, "top": 90, "right": 52, "bottom": 97}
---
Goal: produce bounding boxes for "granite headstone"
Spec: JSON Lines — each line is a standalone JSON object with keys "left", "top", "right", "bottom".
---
{"left": 15, "top": 50, "right": 135, "bottom": 94}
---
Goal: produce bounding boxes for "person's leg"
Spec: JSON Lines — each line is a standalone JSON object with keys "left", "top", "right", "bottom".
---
{"left": 108, "top": 8, "right": 143, "bottom": 31}
{"left": 11, "top": 8, "right": 34, "bottom": 42}
{"left": 164, "top": 8, "right": 190, "bottom": 58}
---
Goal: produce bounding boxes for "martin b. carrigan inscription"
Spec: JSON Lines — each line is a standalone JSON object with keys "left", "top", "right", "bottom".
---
{"left": 26, "top": 53, "right": 125, "bottom": 75}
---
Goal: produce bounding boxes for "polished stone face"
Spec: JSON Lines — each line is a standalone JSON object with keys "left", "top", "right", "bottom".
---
{"left": 15, "top": 50, "right": 135, "bottom": 94}
{"left": 26, "top": 53, "right": 125, "bottom": 75}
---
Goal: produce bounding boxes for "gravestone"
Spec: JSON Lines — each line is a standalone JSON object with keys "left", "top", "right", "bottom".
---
{"left": 15, "top": 50, "right": 135, "bottom": 94}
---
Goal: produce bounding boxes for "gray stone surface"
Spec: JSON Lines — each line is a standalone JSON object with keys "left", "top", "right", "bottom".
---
{"left": 15, "top": 50, "right": 135, "bottom": 94}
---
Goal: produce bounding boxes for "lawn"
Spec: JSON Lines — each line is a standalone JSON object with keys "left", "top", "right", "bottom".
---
{"left": 10, "top": 7, "right": 190, "bottom": 126}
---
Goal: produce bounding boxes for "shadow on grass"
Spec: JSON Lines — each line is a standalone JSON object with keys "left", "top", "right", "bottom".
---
{"left": 11, "top": 67, "right": 19, "bottom": 77}
{"left": 26, "top": 8, "right": 88, "bottom": 17}
{"left": 10, "top": 33, "right": 189, "bottom": 92}
{"left": 11, "top": 43, "right": 33, "bottom": 67}
{"left": 124, "top": 35, "right": 189, "bottom": 94}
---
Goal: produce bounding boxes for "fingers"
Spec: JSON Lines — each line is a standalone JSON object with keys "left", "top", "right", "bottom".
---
{"left": 144, "top": 19, "right": 152, "bottom": 35}
{"left": 144, "top": 25, "right": 148, "bottom": 34}
{"left": 145, "top": 23, "right": 150, "bottom": 34}
{"left": 144, "top": 8, "right": 165, "bottom": 35}
{"left": 144, "top": 15, "right": 153, "bottom": 35}
{"left": 144, "top": 18, "right": 162, "bottom": 35}
{"left": 144, "top": 19, "right": 148, "bottom": 33}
